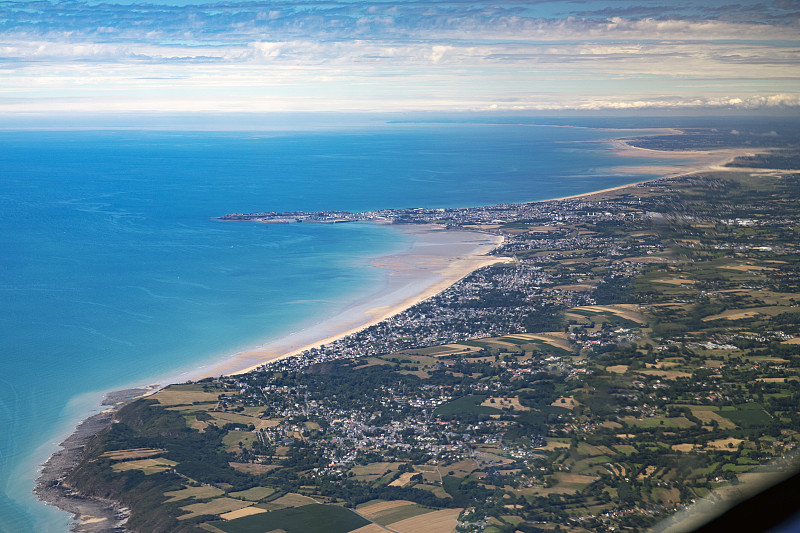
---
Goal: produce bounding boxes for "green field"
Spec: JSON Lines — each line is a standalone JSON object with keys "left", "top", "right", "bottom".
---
{"left": 718, "top": 404, "right": 772, "bottom": 428}
{"left": 210, "top": 503, "right": 369, "bottom": 533}
{"left": 371, "top": 503, "right": 433, "bottom": 525}
{"left": 433, "top": 395, "right": 501, "bottom": 417}
{"left": 228, "top": 486, "right": 276, "bottom": 501}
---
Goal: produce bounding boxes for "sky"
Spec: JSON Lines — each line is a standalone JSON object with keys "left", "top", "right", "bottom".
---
{"left": 1, "top": 0, "right": 799, "bottom": 117}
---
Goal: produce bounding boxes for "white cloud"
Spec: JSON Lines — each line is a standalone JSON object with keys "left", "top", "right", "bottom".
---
{"left": 0, "top": 1, "right": 798, "bottom": 114}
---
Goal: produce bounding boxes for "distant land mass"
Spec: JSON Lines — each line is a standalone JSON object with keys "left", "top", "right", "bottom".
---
{"left": 36, "top": 130, "right": 800, "bottom": 533}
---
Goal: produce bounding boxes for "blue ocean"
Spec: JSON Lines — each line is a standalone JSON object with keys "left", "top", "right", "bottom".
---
{"left": 0, "top": 120, "right": 695, "bottom": 531}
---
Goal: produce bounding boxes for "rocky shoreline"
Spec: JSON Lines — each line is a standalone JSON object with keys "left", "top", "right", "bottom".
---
{"left": 34, "top": 388, "right": 154, "bottom": 533}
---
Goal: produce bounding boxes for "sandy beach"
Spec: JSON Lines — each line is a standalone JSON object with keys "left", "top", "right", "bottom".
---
{"left": 195, "top": 225, "right": 509, "bottom": 378}
{"left": 194, "top": 140, "right": 758, "bottom": 379}
{"left": 35, "top": 224, "right": 509, "bottom": 532}
{"left": 34, "top": 131, "right": 770, "bottom": 532}
{"left": 544, "top": 138, "right": 759, "bottom": 203}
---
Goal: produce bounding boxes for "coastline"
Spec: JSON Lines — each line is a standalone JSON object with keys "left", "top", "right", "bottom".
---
{"left": 34, "top": 389, "right": 154, "bottom": 533}
{"left": 213, "top": 224, "right": 509, "bottom": 377}
{"left": 34, "top": 134, "right": 762, "bottom": 532}
{"left": 34, "top": 224, "right": 508, "bottom": 532}
{"left": 540, "top": 138, "right": 757, "bottom": 203}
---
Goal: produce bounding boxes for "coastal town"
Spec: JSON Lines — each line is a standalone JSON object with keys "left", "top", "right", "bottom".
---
{"left": 41, "top": 142, "right": 800, "bottom": 533}
{"left": 11, "top": 0, "right": 800, "bottom": 532}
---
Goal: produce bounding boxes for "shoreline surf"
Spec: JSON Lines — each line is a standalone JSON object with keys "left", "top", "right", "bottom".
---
{"left": 215, "top": 225, "right": 508, "bottom": 377}
{"left": 541, "top": 138, "right": 757, "bottom": 203}
{"left": 33, "top": 223, "right": 509, "bottom": 532}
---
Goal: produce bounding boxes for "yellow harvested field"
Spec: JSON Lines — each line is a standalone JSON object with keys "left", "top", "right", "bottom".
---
{"left": 482, "top": 339, "right": 521, "bottom": 349}
{"left": 607, "top": 365, "right": 629, "bottom": 374}
{"left": 419, "top": 484, "right": 451, "bottom": 500}
{"left": 636, "top": 369, "right": 691, "bottom": 380}
{"left": 164, "top": 485, "right": 224, "bottom": 503}
{"left": 526, "top": 226, "right": 562, "bottom": 233}
{"left": 255, "top": 418, "right": 283, "bottom": 429}
{"left": 426, "top": 344, "right": 482, "bottom": 357}
{"left": 178, "top": 498, "right": 251, "bottom": 520}
{"left": 270, "top": 493, "right": 318, "bottom": 507}
{"left": 555, "top": 284, "right": 595, "bottom": 291}
{"left": 481, "top": 396, "right": 528, "bottom": 411}
{"left": 652, "top": 278, "right": 696, "bottom": 286}
{"left": 550, "top": 396, "right": 579, "bottom": 409}
{"left": 572, "top": 304, "right": 646, "bottom": 324}
{"left": 111, "top": 458, "right": 177, "bottom": 475}
{"left": 190, "top": 418, "right": 209, "bottom": 432}
{"left": 703, "top": 310, "right": 763, "bottom": 321}
{"left": 153, "top": 389, "right": 221, "bottom": 406}
{"left": 672, "top": 444, "right": 697, "bottom": 452}
{"left": 638, "top": 466, "right": 657, "bottom": 480}
{"left": 443, "top": 459, "right": 479, "bottom": 477}
{"left": 101, "top": 448, "right": 166, "bottom": 460}
{"left": 556, "top": 473, "right": 599, "bottom": 487}
{"left": 508, "top": 332, "right": 572, "bottom": 350}
{"left": 704, "top": 306, "right": 790, "bottom": 322}
{"left": 580, "top": 444, "right": 615, "bottom": 457}
{"left": 648, "top": 302, "right": 690, "bottom": 309}
{"left": 757, "top": 377, "right": 791, "bottom": 383}
{"left": 358, "top": 500, "right": 416, "bottom": 518}
{"left": 706, "top": 438, "right": 744, "bottom": 451}
{"left": 229, "top": 487, "right": 275, "bottom": 501}
{"left": 389, "top": 472, "right": 417, "bottom": 487}
{"left": 690, "top": 408, "right": 736, "bottom": 429}
{"left": 350, "top": 525, "right": 391, "bottom": 533}
{"left": 721, "top": 264, "right": 777, "bottom": 272}
{"left": 388, "top": 508, "right": 462, "bottom": 533}
{"left": 220, "top": 506, "right": 267, "bottom": 521}
{"left": 535, "top": 439, "right": 570, "bottom": 451}
{"left": 616, "top": 256, "right": 670, "bottom": 263}
{"left": 209, "top": 412, "right": 259, "bottom": 426}
{"left": 606, "top": 463, "right": 627, "bottom": 477}
{"left": 783, "top": 338, "right": 800, "bottom": 345}
{"left": 228, "top": 462, "right": 281, "bottom": 475}
{"left": 351, "top": 462, "right": 397, "bottom": 478}
{"left": 462, "top": 224, "right": 503, "bottom": 230}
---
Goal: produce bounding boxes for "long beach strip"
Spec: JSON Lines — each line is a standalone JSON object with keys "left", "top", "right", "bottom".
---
{"left": 197, "top": 139, "right": 758, "bottom": 379}
{"left": 36, "top": 136, "right": 760, "bottom": 532}
{"left": 184, "top": 225, "right": 510, "bottom": 379}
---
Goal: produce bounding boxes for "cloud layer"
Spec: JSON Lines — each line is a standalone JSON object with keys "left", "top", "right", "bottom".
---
{"left": 1, "top": 0, "right": 798, "bottom": 113}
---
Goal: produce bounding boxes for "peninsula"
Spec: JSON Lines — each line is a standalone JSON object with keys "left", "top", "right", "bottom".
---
{"left": 37, "top": 130, "right": 800, "bottom": 533}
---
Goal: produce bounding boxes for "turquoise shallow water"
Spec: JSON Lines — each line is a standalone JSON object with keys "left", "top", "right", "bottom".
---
{"left": 0, "top": 122, "right": 688, "bottom": 532}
